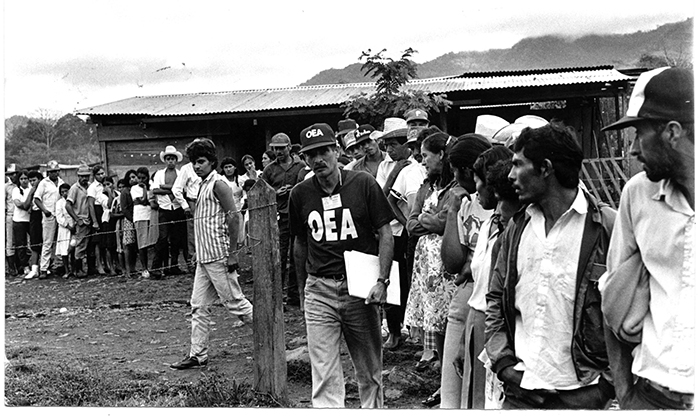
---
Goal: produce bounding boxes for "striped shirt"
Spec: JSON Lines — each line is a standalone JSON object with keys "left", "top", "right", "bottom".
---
{"left": 194, "top": 170, "right": 229, "bottom": 264}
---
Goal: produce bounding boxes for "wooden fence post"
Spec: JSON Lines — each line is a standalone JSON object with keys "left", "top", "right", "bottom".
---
{"left": 248, "top": 179, "right": 287, "bottom": 401}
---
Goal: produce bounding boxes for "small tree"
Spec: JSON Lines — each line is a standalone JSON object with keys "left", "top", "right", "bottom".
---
{"left": 342, "top": 48, "right": 452, "bottom": 127}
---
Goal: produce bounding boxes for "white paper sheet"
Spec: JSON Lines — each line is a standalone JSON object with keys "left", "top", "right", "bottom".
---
{"left": 344, "top": 250, "right": 400, "bottom": 305}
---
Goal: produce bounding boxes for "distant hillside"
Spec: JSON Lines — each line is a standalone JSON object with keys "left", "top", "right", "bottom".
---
{"left": 300, "top": 18, "right": 692, "bottom": 85}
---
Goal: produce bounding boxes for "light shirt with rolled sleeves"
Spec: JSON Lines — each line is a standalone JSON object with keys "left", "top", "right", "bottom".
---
{"left": 606, "top": 173, "right": 695, "bottom": 394}
{"left": 34, "top": 176, "right": 64, "bottom": 215}
{"left": 152, "top": 167, "right": 181, "bottom": 210}
{"left": 377, "top": 157, "right": 425, "bottom": 236}
{"left": 172, "top": 162, "right": 200, "bottom": 211}
{"left": 514, "top": 188, "right": 589, "bottom": 390}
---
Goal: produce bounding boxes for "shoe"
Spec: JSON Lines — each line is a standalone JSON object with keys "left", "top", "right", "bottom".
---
{"left": 383, "top": 333, "right": 403, "bottom": 351}
{"left": 149, "top": 270, "right": 163, "bottom": 280}
{"left": 421, "top": 391, "right": 441, "bottom": 407}
{"left": 169, "top": 267, "right": 187, "bottom": 275}
{"left": 141, "top": 270, "right": 150, "bottom": 279}
{"left": 170, "top": 356, "right": 208, "bottom": 370}
{"left": 415, "top": 353, "right": 439, "bottom": 372}
{"left": 38, "top": 270, "right": 50, "bottom": 280}
{"left": 24, "top": 265, "right": 39, "bottom": 280}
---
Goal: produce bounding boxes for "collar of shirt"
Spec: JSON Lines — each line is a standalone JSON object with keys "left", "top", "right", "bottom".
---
{"left": 526, "top": 186, "right": 588, "bottom": 221}
{"left": 655, "top": 178, "right": 694, "bottom": 217}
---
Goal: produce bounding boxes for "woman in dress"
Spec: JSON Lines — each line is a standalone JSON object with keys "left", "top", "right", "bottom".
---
{"left": 120, "top": 170, "right": 139, "bottom": 277}
{"left": 405, "top": 131, "right": 458, "bottom": 406}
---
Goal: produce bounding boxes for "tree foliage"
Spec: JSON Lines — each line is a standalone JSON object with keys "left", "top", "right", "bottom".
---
{"left": 5, "top": 110, "right": 100, "bottom": 168}
{"left": 342, "top": 48, "right": 452, "bottom": 127}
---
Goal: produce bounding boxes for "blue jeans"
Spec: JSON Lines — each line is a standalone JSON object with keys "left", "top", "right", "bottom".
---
{"left": 189, "top": 259, "right": 253, "bottom": 361}
{"left": 304, "top": 275, "right": 383, "bottom": 408}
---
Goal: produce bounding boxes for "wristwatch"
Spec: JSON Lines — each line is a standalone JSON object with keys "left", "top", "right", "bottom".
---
{"left": 377, "top": 277, "right": 390, "bottom": 287}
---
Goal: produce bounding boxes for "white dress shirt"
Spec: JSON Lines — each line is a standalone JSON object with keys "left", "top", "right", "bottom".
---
{"left": 514, "top": 188, "right": 589, "bottom": 390}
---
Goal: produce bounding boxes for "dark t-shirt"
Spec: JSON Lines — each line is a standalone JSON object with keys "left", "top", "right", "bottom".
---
{"left": 289, "top": 169, "right": 395, "bottom": 276}
{"left": 261, "top": 159, "right": 306, "bottom": 215}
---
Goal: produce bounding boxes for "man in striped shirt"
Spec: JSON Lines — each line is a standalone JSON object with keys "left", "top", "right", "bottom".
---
{"left": 171, "top": 138, "right": 253, "bottom": 370}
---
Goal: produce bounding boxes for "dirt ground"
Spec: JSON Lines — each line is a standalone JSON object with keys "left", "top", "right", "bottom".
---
{"left": 4, "top": 251, "right": 440, "bottom": 408}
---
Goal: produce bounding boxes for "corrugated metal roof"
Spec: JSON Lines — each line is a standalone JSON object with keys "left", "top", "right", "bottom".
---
{"left": 76, "top": 66, "right": 630, "bottom": 117}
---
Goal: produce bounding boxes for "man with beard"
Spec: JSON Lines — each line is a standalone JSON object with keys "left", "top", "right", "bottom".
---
{"left": 484, "top": 123, "right": 616, "bottom": 409}
{"left": 600, "top": 67, "right": 694, "bottom": 410}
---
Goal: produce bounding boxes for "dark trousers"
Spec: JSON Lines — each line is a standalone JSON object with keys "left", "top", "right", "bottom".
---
{"left": 620, "top": 378, "right": 694, "bottom": 410}
{"left": 29, "top": 210, "right": 43, "bottom": 254}
{"left": 153, "top": 208, "right": 186, "bottom": 270}
{"left": 13, "top": 221, "right": 30, "bottom": 269}
{"left": 278, "top": 214, "right": 298, "bottom": 302}
{"left": 502, "top": 382, "right": 612, "bottom": 410}
{"left": 384, "top": 230, "right": 409, "bottom": 335}
{"left": 87, "top": 205, "right": 104, "bottom": 268}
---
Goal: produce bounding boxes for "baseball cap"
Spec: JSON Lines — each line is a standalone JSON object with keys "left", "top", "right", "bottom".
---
{"left": 353, "top": 124, "right": 376, "bottom": 145}
{"left": 270, "top": 133, "right": 291, "bottom": 147}
{"left": 406, "top": 126, "right": 426, "bottom": 145}
{"left": 404, "top": 109, "right": 429, "bottom": 123}
{"left": 300, "top": 123, "right": 337, "bottom": 153}
{"left": 602, "top": 67, "right": 694, "bottom": 131}
{"left": 342, "top": 130, "right": 359, "bottom": 151}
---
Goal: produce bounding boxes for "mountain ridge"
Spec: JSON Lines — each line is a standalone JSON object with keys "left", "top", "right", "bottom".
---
{"left": 300, "top": 18, "right": 692, "bottom": 86}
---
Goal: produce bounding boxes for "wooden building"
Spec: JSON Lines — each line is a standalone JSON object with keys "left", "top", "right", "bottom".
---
{"left": 76, "top": 65, "right": 635, "bottom": 206}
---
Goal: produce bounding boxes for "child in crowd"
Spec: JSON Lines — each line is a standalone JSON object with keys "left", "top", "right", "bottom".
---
{"left": 55, "top": 183, "right": 74, "bottom": 278}
{"left": 131, "top": 167, "right": 158, "bottom": 278}
{"left": 99, "top": 177, "right": 121, "bottom": 275}
{"left": 110, "top": 179, "right": 127, "bottom": 276}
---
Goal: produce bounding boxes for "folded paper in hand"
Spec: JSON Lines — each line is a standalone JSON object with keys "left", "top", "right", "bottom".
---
{"left": 344, "top": 250, "right": 400, "bottom": 305}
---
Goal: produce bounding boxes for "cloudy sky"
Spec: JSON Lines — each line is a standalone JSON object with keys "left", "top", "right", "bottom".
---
{"left": 2, "top": 0, "right": 694, "bottom": 117}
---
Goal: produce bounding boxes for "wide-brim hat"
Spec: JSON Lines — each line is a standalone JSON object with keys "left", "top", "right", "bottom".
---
{"left": 6, "top": 163, "right": 17, "bottom": 174}
{"left": 300, "top": 123, "right": 337, "bottom": 153}
{"left": 46, "top": 160, "right": 60, "bottom": 172}
{"left": 475, "top": 115, "right": 509, "bottom": 142}
{"left": 160, "top": 145, "right": 183, "bottom": 163}
{"left": 380, "top": 117, "right": 409, "bottom": 144}
{"left": 603, "top": 66, "right": 694, "bottom": 131}
{"left": 77, "top": 164, "right": 91, "bottom": 176}
{"left": 336, "top": 118, "right": 358, "bottom": 138}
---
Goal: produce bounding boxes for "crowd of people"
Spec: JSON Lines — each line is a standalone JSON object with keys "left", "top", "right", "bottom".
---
{"left": 4, "top": 66, "right": 694, "bottom": 410}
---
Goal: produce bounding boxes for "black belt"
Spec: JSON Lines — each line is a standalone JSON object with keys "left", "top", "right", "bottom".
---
{"left": 316, "top": 274, "right": 346, "bottom": 281}
{"left": 640, "top": 377, "right": 694, "bottom": 407}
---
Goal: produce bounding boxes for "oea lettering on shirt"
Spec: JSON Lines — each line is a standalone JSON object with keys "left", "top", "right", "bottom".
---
{"left": 307, "top": 208, "right": 358, "bottom": 242}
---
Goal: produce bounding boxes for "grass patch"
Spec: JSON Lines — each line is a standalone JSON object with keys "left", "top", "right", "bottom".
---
{"left": 5, "top": 362, "right": 287, "bottom": 407}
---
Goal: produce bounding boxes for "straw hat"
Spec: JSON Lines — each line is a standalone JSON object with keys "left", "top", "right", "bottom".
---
{"left": 160, "top": 145, "right": 183, "bottom": 163}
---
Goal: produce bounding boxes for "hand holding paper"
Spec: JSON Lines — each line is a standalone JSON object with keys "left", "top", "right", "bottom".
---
{"left": 344, "top": 250, "right": 400, "bottom": 305}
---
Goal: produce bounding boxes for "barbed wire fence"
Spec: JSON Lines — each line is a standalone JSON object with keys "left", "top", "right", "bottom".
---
{"left": 8, "top": 201, "right": 278, "bottom": 277}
